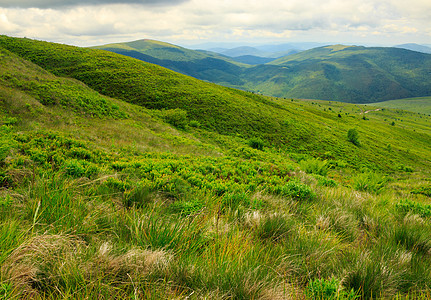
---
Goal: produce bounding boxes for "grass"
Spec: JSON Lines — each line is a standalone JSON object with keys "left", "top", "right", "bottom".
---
{"left": 0, "top": 35, "right": 430, "bottom": 299}
{"left": 373, "top": 97, "right": 431, "bottom": 115}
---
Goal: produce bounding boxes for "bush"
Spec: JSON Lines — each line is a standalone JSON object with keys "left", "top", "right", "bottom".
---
{"left": 306, "top": 277, "right": 358, "bottom": 300}
{"left": 411, "top": 186, "right": 431, "bottom": 197}
{"left": 248, "top": 138, "right": 265, "bottom": 150}
{"left": 396, "top": 199, "right": 431, "bottom": 218}
{"left": 160, "top": 108, "right": 188, "bottom": 129}
{"left": 273, "top": 180, "right": 315, "bottom": 201}
{"left": 0, "top": 126, "right": 15, "bottom": 162}
{"left": 170, "top": 199, "right": 204, "bottom": 216}
{"left": 347, "top": 128, "right": 360, "bottom": 146}
{"left": 189, "top": 120, "right": 201, "bottom": 128}
{"left": 353, "top": 172, "right": 387, "bottom": 194}
{"left": 314, "top": 175, "right": 337, "bottom": 187}
{"left": 300, "top": 158, "right": 329, "bottom": 176}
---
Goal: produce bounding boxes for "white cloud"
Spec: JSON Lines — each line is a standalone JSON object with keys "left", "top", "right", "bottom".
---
{"left": 0, "top": 0, "right": 429, "bottom": 46}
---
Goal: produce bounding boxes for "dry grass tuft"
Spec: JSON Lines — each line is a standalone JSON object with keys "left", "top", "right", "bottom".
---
{"left": 1, "top": 234, "right": 171, "bottom": 298}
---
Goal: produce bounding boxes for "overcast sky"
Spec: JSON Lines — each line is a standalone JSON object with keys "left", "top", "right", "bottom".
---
{"left": 0, "top": 0, "right": 430, "bottom": 48}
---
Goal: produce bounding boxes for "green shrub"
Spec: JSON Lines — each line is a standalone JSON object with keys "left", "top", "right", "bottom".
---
{"left": 189, "top": 120, "right": 201, "bottom": 128}
{"left": 221, "top": 192, "right": 250, "bottom": 211}
{"left": 160, "top": 108, "right": 188, "bottom": 129}
{"left": 300, "top": 158, "right": 329, "bottom": 176}
{"left": 411, "top": 186, "right": 431, "bottom": 197}
{"left": 0, "top": 125, "right": 15, "bottom": 162}
{"left": 248, "top": 138, "right": 265, "bottom": 150}
{"left": 314, "top": 175, "right": 338, "bottom": 187}
{"left": 63, "top": 159, "right": 99, "bottom": 178}
{"left": 353, "top": 172, "right": 387, "bottom": 194}
{"left": 306, "top": 277, "right": 358, "bottom": 300}
{"left": 170, "top": 199, "right": 204, "bottom": 216}
{"left": 396, "top": 199, "right": 431, "bottom": 218}
{"left": 347, "top": 128, "right": 360, "bottom": 146}
{"left": 273, "top": 180, "right": 315, "bottom": 201}
{"left": 63, "top": 159, "right": 85, "bottom": 177}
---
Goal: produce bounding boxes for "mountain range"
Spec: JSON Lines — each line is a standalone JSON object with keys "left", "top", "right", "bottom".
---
{"left": 94, "top": 40, "right": 431, "bottom": 103}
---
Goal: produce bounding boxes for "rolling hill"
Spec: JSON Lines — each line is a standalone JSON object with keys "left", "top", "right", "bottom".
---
{"left": 374, "top": 96, "right": 431, "bottom": 115}
{"left": 95, "top": 40, "right": 431, "bottom": 104}
{"left": 244, "top": 45, "right": 431, "bottom": 103}
{"left": 2, "top": 35, "right": 430, "bottom": 171}
{"left": 1, "top": 35, "right": 431, "bottom": 299}
{"left": 92, "top": 39, "right": 247, "bottom": 86}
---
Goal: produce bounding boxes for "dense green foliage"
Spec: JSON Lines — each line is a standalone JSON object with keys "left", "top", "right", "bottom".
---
{"left": 0, "top": 36, "right": 431, "bottom": 299}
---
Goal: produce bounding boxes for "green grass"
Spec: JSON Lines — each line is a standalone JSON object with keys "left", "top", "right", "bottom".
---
{"left": 373, "top": 97, "right": 431, "bottom": 115}
{"left": 0, "top": 35, "right": 430, "bottom": 299}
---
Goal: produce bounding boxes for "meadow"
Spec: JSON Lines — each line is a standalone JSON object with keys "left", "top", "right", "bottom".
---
{"left": 0, "top": 36, "right": 431, "bottom": 299}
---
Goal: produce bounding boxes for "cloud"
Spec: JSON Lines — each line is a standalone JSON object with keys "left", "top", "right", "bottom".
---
{"left": 0, "top": 0, "right": 429, "bottom": 46}
{"left": 0, "top": 0, "right": 187, "bottom": 9}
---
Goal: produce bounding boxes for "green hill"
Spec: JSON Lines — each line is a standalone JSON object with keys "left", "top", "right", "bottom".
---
{"left": 1, "top": 36, "right": 431, "bottom": 299}
{"left": 2, "top": 36, "right": 431, "bottom": 171}
{"left": 97, "top": 40, "right": 431, "bottom": 103}
{"left": 93, "top": 39, "right": 247, "bottom": 86}
{"left": 373, "top": 97, "right": 431, "bottom": 115}
{"left": 246, "top": 45, "right": 431, "bottom": 103}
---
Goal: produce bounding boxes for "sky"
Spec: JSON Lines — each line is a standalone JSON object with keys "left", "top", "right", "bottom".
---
{"left": 0, "top": 0, "right": 430, "bottom": 48}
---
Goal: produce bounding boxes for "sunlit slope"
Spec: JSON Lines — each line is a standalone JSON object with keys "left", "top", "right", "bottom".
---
{"left": 92, "top": 39, "right": 246, "bottom": 86}
{"left": 373, "top": 97, "right": 431, "bottom": 115}
{"left": 0, "top": 46, "right": 222, "bottom": 157}
{"left": 1, "top": 36, "right": 431, "bottom": 172}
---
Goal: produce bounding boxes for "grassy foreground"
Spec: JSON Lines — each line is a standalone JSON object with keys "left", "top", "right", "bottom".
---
{"left": 0, "top": 36, "right": 431, "bottom": 299}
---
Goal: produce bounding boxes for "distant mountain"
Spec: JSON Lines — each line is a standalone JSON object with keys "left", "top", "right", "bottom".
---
{"left": 95, "top": 40, "right": 431, "bottom": 103}
{"left": 241, "top": 45, "right": 431, "bottom": 103}
{"left": 92, "top": 39, "right": 247, "bottom": 86}
{"left": 394, "top": 43, "right": 431, "bottom": 54}
{"left": 228, "top": 55, "right": 276, "bottom": 65}
{"left": 215, "top": 46, "right": 271, "bottom": 58}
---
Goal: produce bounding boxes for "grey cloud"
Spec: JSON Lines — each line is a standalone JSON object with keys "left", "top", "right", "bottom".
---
{"left": 0, "top": 0, "right": 187, "bottom": 9}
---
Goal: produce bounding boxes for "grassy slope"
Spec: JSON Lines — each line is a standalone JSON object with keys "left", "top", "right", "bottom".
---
{"left": 1, "top": 36, "right": 430, "bottom": 173}
{"left": 373, "top": 97, "right": 431, "bottom": 115}
{"left": 1, "top": 36, "right": 431, "bottom": 299}
{"left": 93, "top": 39, "right": 247, "bottom": 86}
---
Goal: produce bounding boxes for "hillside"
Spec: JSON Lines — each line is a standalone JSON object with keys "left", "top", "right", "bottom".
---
{"left": 92, "top": 39, "right": 247, "bottom": 86}
{"left": 2, "top": 36, "right": 431, "bottom": 171}
{"left": 246, "top": 45, "right": 431, "bottom": 103}
{"left": 95, "top": 40, "right": 431, "bottom": 103}
{"left": 373, "top": 97, "right": 431, "bottom": 115}
{"left": 395, "top": 43, "right": 431, "bottom": 54}
{"left": 1, "top": 36, "right": 431, "bottom": 299}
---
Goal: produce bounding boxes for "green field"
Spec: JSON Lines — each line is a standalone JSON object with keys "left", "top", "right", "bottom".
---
{"left": 1, "top": 36, "right": 431, "bottom": 299}
{"left": 373, "top": 97, "right": 431, "bottom": 115}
